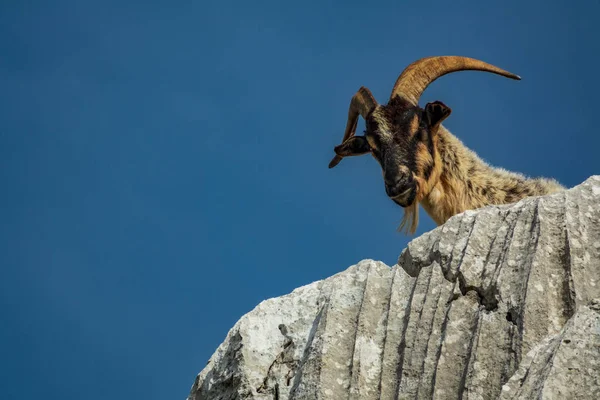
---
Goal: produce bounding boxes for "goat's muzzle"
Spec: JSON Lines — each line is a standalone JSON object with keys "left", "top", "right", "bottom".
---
{"left": 385, "top": 176, "right": 417, "bottom": 207}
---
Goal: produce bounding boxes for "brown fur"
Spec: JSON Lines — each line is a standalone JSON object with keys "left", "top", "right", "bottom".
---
{"left": 405, "top": 125, "right": 564, "bottom": 232}
{"left": 331, "top": 86, "right": 562, "bottom": 236}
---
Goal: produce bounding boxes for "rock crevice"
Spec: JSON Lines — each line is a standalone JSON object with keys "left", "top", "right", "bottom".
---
{"left": 189, "top": 176, "right": 600, "bottom": 399}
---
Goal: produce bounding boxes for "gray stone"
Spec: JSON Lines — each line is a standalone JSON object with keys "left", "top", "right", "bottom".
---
{"left": 499, "top": 301, "right": 600, "bottom": 400}
{"left": 188, "top": 176, "right": 600, "bottom": 400}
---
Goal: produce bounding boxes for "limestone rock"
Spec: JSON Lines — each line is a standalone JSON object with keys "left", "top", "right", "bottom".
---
{"left": 188, "top": 176, "right": 600, "bottom": 399}
{"left": 499, "top": 301, "right": 600, "bottom": 400}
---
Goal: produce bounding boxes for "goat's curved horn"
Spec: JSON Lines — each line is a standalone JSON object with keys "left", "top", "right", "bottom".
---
{"left": 329, "top": 87, "right": 378, "bottom": 169}
{"left": 390, "top": 56, "right": 521, "bottom": 106}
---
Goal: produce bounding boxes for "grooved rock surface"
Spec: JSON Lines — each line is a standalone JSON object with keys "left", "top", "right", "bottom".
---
{"left": 189, "top": 176, "right": 600, "bottom": 400}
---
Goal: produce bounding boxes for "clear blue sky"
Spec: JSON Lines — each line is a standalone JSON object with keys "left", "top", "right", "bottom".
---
{"left": 1, "top": 1, "right": 598, "bottom": 398}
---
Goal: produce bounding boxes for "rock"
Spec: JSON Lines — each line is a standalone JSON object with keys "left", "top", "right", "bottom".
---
{"left": 188, "top": 176, "right": 600, "bottom": 400}
{"left": 499, "top": 301, "right": 600, "bottom": 400}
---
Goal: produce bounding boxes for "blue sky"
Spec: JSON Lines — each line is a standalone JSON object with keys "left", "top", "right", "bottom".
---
{"left": 1, "top": 1, "right": 598, "bottom": 398}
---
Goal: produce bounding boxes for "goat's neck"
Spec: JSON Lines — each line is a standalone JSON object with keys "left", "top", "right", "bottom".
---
{"left": 419, "top": 126, "right": 561, "bottom": 225}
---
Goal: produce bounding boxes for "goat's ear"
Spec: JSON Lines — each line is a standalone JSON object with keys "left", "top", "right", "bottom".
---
{"left": 424, "top": 101, "right": 452, "bottom": 133}
{"left": 333, "top": 136, "right": 371, "bottom": 158}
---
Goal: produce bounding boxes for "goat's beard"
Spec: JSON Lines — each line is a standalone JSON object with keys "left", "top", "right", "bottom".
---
{"left": 398, "top": 176, "right": 426, "bottom": 235}
{"left": 398, "top": 200, "right": 419, "bottom": 235}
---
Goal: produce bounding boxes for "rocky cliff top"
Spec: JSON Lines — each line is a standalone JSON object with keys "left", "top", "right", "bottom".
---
{"left": 189, "top": 176, "right": 600, "bottom": 399}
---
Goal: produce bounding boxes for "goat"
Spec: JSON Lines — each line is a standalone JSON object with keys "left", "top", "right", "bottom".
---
{"left": 329, "top": 56, "right": 563, "bottom": 234}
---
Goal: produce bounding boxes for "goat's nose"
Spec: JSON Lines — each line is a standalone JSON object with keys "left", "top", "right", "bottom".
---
{"left": 385, "top": 176, "right": 404, "bottom": 197}
{"left": 384, "top": 175, "right": 402, "bottom": 187}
